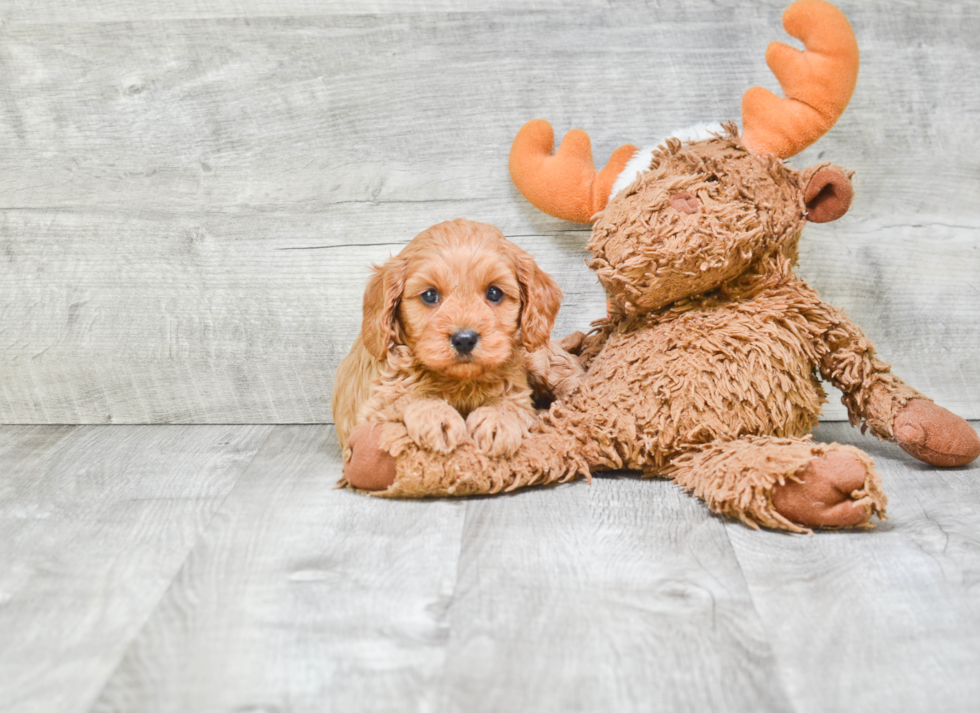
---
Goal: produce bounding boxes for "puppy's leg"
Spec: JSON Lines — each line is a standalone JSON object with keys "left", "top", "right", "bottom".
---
{"left": 466, "top": 398, "right": 536, "bottom": 458}
{"left": 402, "top": 398, "right": 469, "bottom": 454}
{"left": 333, "top": 336, "right": 381, "bottom": 450}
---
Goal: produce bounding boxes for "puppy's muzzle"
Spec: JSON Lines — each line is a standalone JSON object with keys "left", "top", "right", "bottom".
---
{"left": 450, "top": 329, "right": 479, "bottom": 356}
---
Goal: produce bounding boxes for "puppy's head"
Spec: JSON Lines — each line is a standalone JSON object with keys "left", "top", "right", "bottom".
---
{"left": 362, "top": 218, "right": 562, "bottom": 380}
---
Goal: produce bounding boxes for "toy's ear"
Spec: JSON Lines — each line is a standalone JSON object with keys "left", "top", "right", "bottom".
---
{"left": 804, "top": 166, "right": 853, "bottom": 223}
{"left": 361, "top": 258, "right": 406, "bottom": 361}
{"left": 515, "top": 249, "right": 563, "bottom": 352}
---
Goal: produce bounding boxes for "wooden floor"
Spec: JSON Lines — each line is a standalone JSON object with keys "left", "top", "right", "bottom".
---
{"left": 1, "top": 421, "right": 978, "bottom": 713}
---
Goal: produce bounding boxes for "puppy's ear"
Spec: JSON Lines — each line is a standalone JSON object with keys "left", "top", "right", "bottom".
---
{"left": 361, "top": 258, "right": 406, "bottom": 361}
{"left": 515, "top": 249, "right": 563, "bottom": 352}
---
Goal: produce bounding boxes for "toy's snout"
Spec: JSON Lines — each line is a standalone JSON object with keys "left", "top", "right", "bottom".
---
{"left": 670, "top": 192, "right": 700, "bottom": 214}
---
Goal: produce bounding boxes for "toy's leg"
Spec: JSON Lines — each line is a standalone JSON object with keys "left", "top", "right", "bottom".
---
{"left": 669, "top": 436, "right": 886, "bottom": 534}
{"left": 342, "top": 423, "right": 398, "bottom": 491}
{"left": 343, "top": 416, "right": 591, "bottom": 497}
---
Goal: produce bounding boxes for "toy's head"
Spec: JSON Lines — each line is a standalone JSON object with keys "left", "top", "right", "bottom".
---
{"left": 589, "top": 128, "right": 853, "bottom": 313}
{"left": 509, "top": 0, "right": 858, "bottom": 314}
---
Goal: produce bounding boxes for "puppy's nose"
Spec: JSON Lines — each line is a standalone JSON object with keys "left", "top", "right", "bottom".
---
{"left": 450, "top": 329, "right": 479, "bottom": 355}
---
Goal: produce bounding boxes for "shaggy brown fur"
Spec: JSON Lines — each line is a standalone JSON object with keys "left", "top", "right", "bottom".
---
{"left": 333, "top": 218, "right": 563, "bottom": 460}
{"left": 344, "top": 128, "right": 979, "bottom": 533}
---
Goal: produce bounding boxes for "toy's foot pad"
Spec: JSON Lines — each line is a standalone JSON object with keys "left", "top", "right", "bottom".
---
{"left": 893, "top": 400, "right": 980, "bottom": 467}
{"left": 771, "top": 450, "right": 879, "bottom": 529}
{"left": 344, "top": 423, "right": 397, "bottom": 491}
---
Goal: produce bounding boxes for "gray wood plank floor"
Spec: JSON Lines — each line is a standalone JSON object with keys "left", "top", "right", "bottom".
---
{"left": 3, "top": 422, "right": 979, "bottom": 713}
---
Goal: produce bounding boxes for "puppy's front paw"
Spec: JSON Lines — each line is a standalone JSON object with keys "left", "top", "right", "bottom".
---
{"left": 466, "top": 406, "right": 534, "bottom": 457}
{"left": 402, "top": 399, "right": 468, "bottom": 454}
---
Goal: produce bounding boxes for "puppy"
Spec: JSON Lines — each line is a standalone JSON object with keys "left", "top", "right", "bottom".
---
{"left": 333, "top": 218, "right": 563, "bottom": 459}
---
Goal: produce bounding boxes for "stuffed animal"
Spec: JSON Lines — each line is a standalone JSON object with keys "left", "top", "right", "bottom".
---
{"left": 342, "top": 0, "right": 979, "bottom": 532}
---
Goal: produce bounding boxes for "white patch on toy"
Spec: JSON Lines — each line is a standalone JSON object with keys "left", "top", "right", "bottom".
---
{"left": 609, "top": 121, "right": 725, "bottom": 200}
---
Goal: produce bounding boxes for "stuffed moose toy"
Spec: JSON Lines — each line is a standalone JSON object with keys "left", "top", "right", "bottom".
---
{"left": 342, "top": 0, "right": 979, "bottom": 532}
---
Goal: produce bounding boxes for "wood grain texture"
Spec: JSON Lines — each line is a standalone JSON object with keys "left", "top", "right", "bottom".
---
{"left": 0, "top": 0, "right": 611, "bottom": 24}
{"left": 434, "top": 478, "right": 792, "bottom": 713}
{"left": 0, "top": 424, "right": 273, "bottom": 713}
{"left": 0, "top": 1, "right": 977, "bottom": 423}
{"left": 88, "top": 426, "right": 794, "bottom": 713}
{"left": 90, "top": 425, "right": 467, "bottom": 713}
{"left": 729, "top": 421, "right": 980, "bottom": 713}
{"left": 2, "top": 423, "right": 980, "bottom": 711}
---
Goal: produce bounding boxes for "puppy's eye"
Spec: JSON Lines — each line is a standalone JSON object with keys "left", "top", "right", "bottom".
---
{"left": 486, "top": 286, "right": 504, "bottom": 304}
{"left": 420, "top": 288, "right": 440, "bottom": 305}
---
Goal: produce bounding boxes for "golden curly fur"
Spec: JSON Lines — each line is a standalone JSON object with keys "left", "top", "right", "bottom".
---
{"left": 333, "top": 218, "right": 563, "bottom": 458}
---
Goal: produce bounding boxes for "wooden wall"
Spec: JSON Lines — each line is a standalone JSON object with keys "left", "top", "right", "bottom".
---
{"left": 1, "top": 0, "right": 977, "bottom": 423}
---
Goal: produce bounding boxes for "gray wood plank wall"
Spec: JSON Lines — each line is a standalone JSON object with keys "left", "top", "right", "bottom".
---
{"left": 1, "top": 1, "right": 978, "bottom": 424}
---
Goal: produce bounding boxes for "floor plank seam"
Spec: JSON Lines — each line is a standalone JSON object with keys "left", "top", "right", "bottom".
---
{"left": 429, "top": 498, "right": 473, "bottom": 713}
{"left": 78, "top": 424, "right": 280, "bottom": 713}
{"left": 721, "top": 521, "right": 802, "bottom": 713}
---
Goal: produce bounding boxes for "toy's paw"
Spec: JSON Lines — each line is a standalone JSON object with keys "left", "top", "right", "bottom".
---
{"left": 771, "top": 449, "right": 883, "bottom": 529}
{"left": 344, "top": 423, "right": 397, "bottom": 491}
{"left": 893, "top": 400, "right": 980, "bottom": 467}
{"left": 403, "top": 399, "right": 468, "bottom": 454}
{"left": 466, "top": 405, "right": 534, "bottom": 457}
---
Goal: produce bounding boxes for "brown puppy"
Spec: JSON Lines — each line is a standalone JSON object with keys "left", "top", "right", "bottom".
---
{"left": 333, "top": 218, "right": 563, "bottom": 459}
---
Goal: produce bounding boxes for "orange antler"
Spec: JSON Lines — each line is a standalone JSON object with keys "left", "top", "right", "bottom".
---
{"left": 742, "top": 0, "right": 859, "bottom": 158}
{"left": 509, "top": 119, "right": 637, "bottom": 224}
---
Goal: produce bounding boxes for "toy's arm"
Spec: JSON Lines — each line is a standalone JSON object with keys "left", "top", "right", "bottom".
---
{"left": 525, "top": 313, "right": 621, "bottom": 402}
{"left": 576, "top": 314, "right": 620, "bottom": 368}
{"left": 814, "top": 303, "right": 921, "bottom": 438}
{"left": 526, "top": 332, "right": 587, "bottom": 403}
{"left": 806, "top": 295, "right": 979, "bottom": 466}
